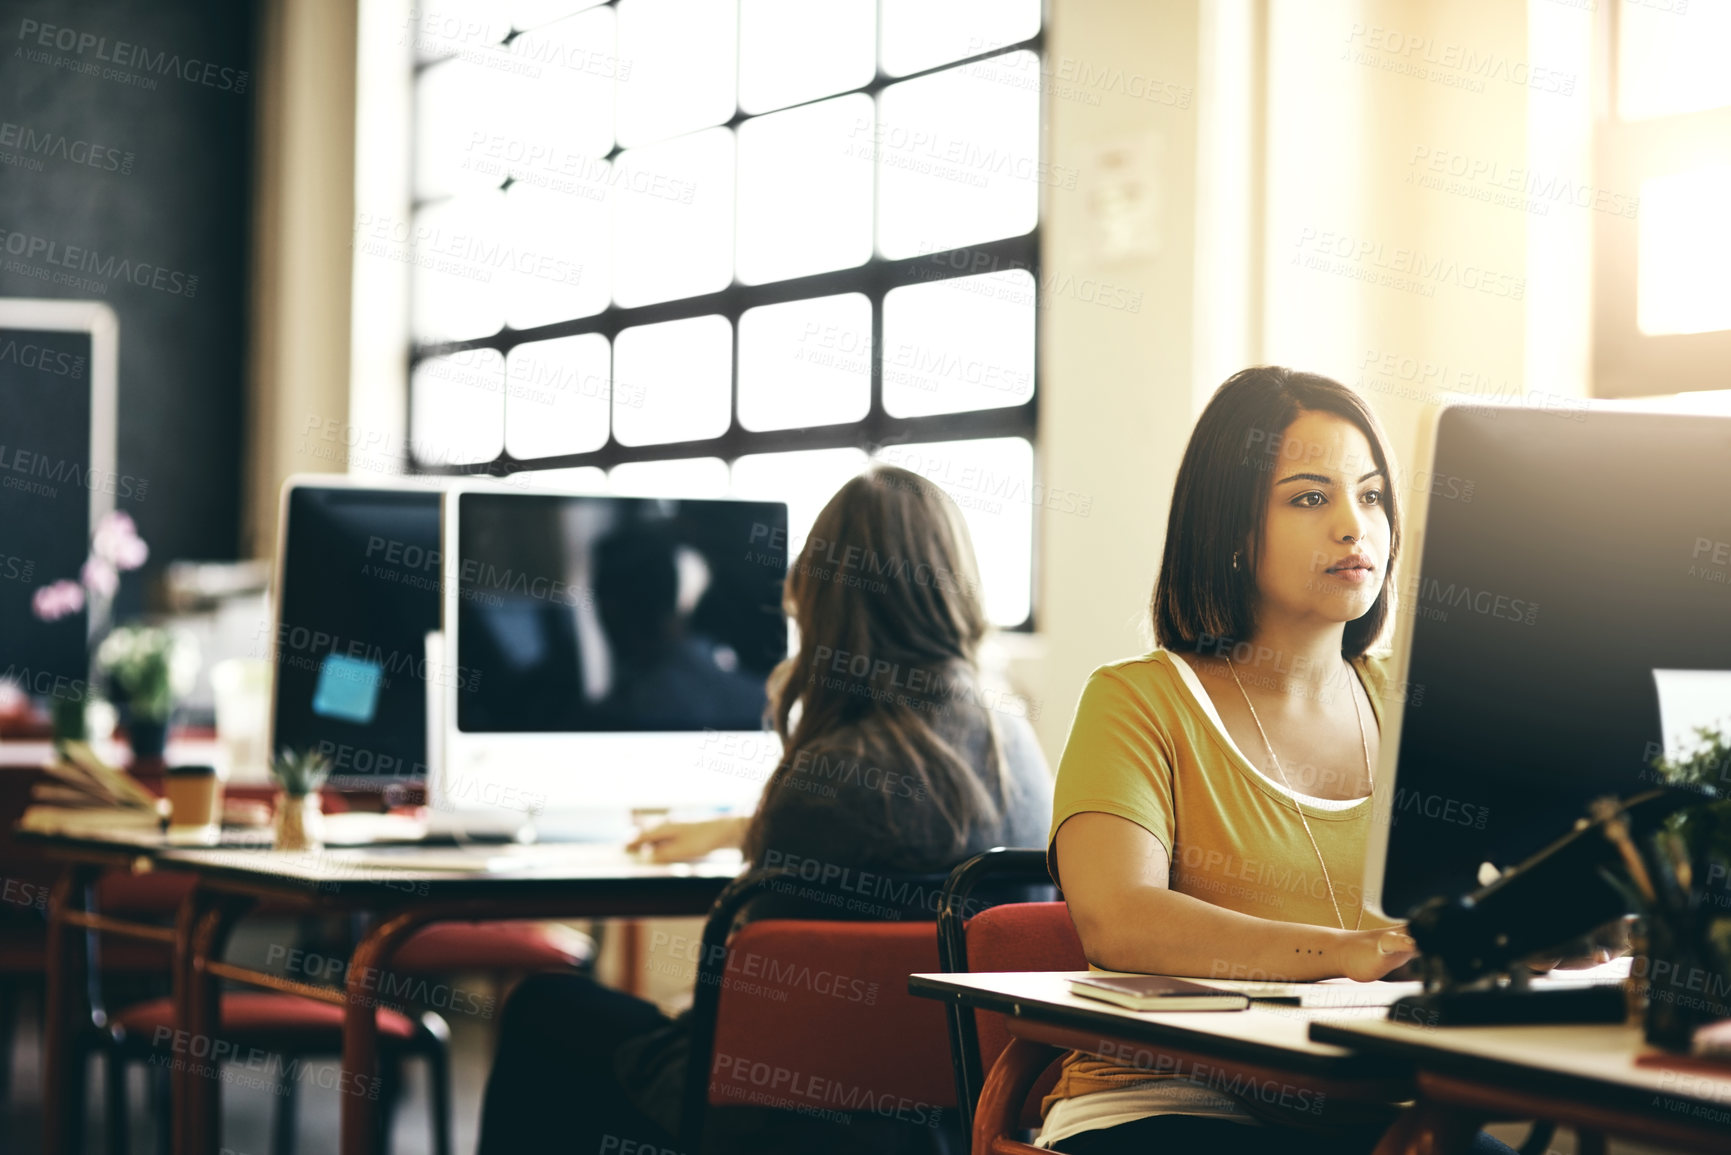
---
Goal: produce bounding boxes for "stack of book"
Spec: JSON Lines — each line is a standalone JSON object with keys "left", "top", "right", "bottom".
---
{"left": 21, "top": 741, "right": 166, "bottom": 836}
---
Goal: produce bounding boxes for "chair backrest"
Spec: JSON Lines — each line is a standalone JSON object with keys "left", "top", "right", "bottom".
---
{"left": 965, "top": 902, "right": 1086, "bottom": 1073}
{"left": 705, "top": 918, "right": 956, "bottom": 1119}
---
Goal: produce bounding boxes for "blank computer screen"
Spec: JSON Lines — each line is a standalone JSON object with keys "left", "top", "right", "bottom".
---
{"left": 455, "top": 492, "right": 787, "bottom": 733}
{"left": 272, "top": 486, "right": 442, "bottom": 781}
{"left": 0, "top": 328, "right": 95, "bottom": 689}
{"left": 1380, "top": 407, "right": 1731, "bottom": 919}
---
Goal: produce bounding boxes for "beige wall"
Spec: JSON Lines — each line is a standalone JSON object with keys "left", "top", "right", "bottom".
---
{"left": 244, "top": 0, "right": 359, "bottom": 558}
{"left": 1021, "top": 0, "right": 1591, "bottom": 763}
{"left": 1018, "top": 0, "right": 1203, "bottom": 757}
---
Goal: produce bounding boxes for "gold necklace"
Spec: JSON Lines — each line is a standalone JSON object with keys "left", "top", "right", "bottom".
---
{"left": 1225, "top": 657, "right": 1372, "bottom": 932}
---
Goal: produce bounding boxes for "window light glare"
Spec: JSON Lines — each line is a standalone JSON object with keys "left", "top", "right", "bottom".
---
{"left": 1637, "top": 166, "right": 1731, "bottom": 337}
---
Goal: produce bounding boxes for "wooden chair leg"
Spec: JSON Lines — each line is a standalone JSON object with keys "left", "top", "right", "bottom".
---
{"left": 426, "top": 1045, "right": 453, "bottom": 1155}
{"left": 271, "top": 1072, "right": 299, "bottom": 1155}
{"left": 0, "top": 980, "right": 18, "bottom": 1105}
{"left": 377, "top": 1055, "right": 400, "bottom": 1154}
{"left": 972, "top": 1037, "right": 1063, "bottom": 1155}
{"left": 105, "top": 1050, "right": 130, "bottom": 1155}
{"left": 1372, "top": 1101, "right": 1489, "bottom": 1155}
{"left": 151, "top": 1062, "right": 172, "bottom": 1155}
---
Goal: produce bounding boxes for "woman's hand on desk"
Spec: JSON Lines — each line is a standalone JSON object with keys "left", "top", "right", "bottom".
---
{"left": 625, "top": 815, "right": 748, "bottom": 863}
{"left": 1339, "top": 927, "right": 1419, "bottom": 982}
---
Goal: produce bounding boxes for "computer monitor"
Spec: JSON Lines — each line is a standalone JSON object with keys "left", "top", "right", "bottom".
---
{"left": 268, "top": 477, "right": 445, "bottom": 789}
{"left": 1366, "top": 404, "right": 1731, "bottom": 921}
{"left": 0, "top": 300, "right": 117, "bottom": 702}
{"left": 437, "top": 485, "right": 789, "bottom": 835}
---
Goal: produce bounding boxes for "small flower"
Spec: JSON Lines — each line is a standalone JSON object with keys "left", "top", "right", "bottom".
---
{"left": 82, "top": 557, "right": 119, "bottom": 599}
{"left": 92, "top": 511, "right": 149, "bottom": 571}
{"left": 32, "top": 580, "right": 86, "bottom": 622}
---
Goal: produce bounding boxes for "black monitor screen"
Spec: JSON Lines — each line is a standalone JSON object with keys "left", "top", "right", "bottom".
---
{"left": 455, "top": 492, "right": 787, "bottom": 733}
{"left": 1380, "top": 407, "right": 1731, "bottom": 919}
{"left": 0, "top": 328, "right": 95, "bottom": 693}
{"left": 271, "top": 486, "right": 442, "bottom": 782}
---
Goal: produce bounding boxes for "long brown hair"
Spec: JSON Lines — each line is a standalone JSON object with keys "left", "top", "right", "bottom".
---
{"left": 1151, "top": 366, "right": 1403, "bottom": 659}
{"left": 742, "top": 463, "right": 1013, "bottom": 864}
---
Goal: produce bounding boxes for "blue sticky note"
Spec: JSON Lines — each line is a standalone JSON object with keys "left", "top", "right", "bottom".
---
{"left": 312, "top": 654, "right": 383, "bottom": 724}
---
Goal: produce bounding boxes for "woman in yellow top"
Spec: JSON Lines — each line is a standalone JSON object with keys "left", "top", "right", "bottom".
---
{"left": 1039, "top": 367, "right": 1516, "bottom": 1153}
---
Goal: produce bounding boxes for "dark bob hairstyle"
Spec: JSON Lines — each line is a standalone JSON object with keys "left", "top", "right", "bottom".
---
{"left": 1151, "top": 366, "right": 1402, "bottom": 659}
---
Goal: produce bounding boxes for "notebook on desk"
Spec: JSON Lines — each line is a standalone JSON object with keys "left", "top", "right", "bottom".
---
{"left": 326, "top": 842, "right": 745, "bottom": 873}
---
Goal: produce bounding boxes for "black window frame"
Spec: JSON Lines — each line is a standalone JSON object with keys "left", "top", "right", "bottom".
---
{"left": 403, "top": 4, "right": 1045, "bottom": 627}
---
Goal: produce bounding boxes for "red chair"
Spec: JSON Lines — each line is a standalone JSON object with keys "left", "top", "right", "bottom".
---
{"left": 72, "top": 871, "right": 453, "bottom": 1155}
{"left": 391, "top": 920, "right": 592, "bottom": 973}
{"left": 678, "top": 867, "right": 960, "bottom": 1153}
{"left": 936, "top": 848, "right": 1082, "bottom": 1150}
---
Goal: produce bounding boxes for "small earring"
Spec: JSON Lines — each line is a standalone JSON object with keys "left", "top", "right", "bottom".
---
{"left": 1231, "top": 551, "right": 1242, "bottom": 572}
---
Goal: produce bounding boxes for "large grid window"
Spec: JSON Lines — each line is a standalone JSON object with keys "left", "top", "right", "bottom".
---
{"left": 1593, "top": 3, "right": 1731, "bottom": 398}
{"left": 404, "top": 0, "right": 1045, "bottom": 626}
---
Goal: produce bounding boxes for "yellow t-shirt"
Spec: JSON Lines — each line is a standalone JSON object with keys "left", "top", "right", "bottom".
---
{"left": 1043, "top": 648, "right": 1405, "bottom": 1110}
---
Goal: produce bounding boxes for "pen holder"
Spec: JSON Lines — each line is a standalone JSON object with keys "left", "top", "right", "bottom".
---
{"left": 1626, "top": 852, "right": 1731, "bottom": 1051}
{"left": 272, "top": 790, "right": 323, "bottom": 853}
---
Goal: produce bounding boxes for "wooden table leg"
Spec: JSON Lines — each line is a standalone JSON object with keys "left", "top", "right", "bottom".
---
{"left": 183, "top": 891, "right": 255, "bottom": 1155}
{"left": 43, "top": 864, "right": 99, "bottom": 1155}
{"left": 341, "top": 909, "right": 434, "bottom": 1155}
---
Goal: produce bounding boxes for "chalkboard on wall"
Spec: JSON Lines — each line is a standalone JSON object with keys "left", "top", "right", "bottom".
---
{"left": 0, "top": 301, "right": 115, "bottom": 692}
{"left": 0, "top": 0, "right": 257, "bottom": 616}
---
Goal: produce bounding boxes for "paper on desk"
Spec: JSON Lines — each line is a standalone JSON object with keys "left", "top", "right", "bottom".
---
{"left": 1091, "top": 970, "right": 1422, "bottom": 1008}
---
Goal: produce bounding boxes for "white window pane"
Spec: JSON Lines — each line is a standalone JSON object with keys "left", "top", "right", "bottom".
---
{"left": 876, "top": 57, "right": 1042, "bottom": 258}
{"left": 610, "top": 457, "right": 730, "bottom": 498}
{"left": 407, "top": 2, "right": 512, "bottom": 65}
{"left": 502, "top": 182, "right": 611, "bottom": 328}
{"left": 1618, "top": 4, "right": 1731, "bottom": 121}
{"left": 739, "top": 0, "right": 876, "bottom": 114}
{"left": 1638, "top": 166, "right": 1731, "bottom": 337}
{"left": 415, "top": 56, "right": 520, "bottom": 200}
{"left": 505, "top": 335, "right": 612, "bottom": 459}
{"left": 507, "top": 8, "right": 618, "bottom": 170}
{"left": 737, "top": 95, "right": 874, "bottom": 285}
{"left": 612, "top": 129, "right": 734, "bottom": 306}
{"left": 411, "top": 195, "right": 506, "bottom": 344}
{"left": 880, "top": 0, "right": 1040, "bottom": 79}
{"left": 871, "top": 438, "right": 1032, "bottom": 627}
{"left": 882, "top": 271, "right": 1035, "bottom": 417}
{"left": 738, "top": 294, "right": 871, "bottom": 431}
{"left": 612, "top": 315, "right": 732, "bottom": 446}
{"left": 411, "top": 350, "right": 505, "bottom": 467}
{"left": 518, "top": 465, "right": 609, "bottom": 491}
{"left": 615, "top": 0, "right": 737, "bottom": 146}
{"left": 510, "top": 0, "right": 607, "bottom": 32}
{"left": 731, "top": 449, "right": 869, "bottom": 555}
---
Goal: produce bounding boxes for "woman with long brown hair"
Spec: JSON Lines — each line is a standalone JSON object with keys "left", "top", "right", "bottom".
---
{"left": 476, "top": 463, "right": 1051, "bottom": 1153}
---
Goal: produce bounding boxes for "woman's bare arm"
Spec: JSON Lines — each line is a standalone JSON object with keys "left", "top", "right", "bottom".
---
{"left": 1055, "top": 812, "right": 1415, "bottom": 982}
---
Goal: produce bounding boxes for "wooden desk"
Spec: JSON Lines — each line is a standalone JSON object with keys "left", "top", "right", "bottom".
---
{"left": 910, "top": 971, "right": 1418, "bottom": 1153}
{"left": 1311, "top": 1016, "right": 1731, "bottom": 1153}
{"left": 29, "top": 830, "right": 740, "bottom": 1155}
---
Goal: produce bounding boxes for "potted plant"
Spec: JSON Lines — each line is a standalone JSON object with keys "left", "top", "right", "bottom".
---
{"left": 95, "top": 626, "right": 199, "bottom": 763}
{"left": 270, "top": 747, "right": 332, "bottom": 852}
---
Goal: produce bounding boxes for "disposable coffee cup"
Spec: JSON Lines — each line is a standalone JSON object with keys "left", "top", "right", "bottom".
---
{"left": 164, "top": 764, "right": 224, "bottom": 843}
